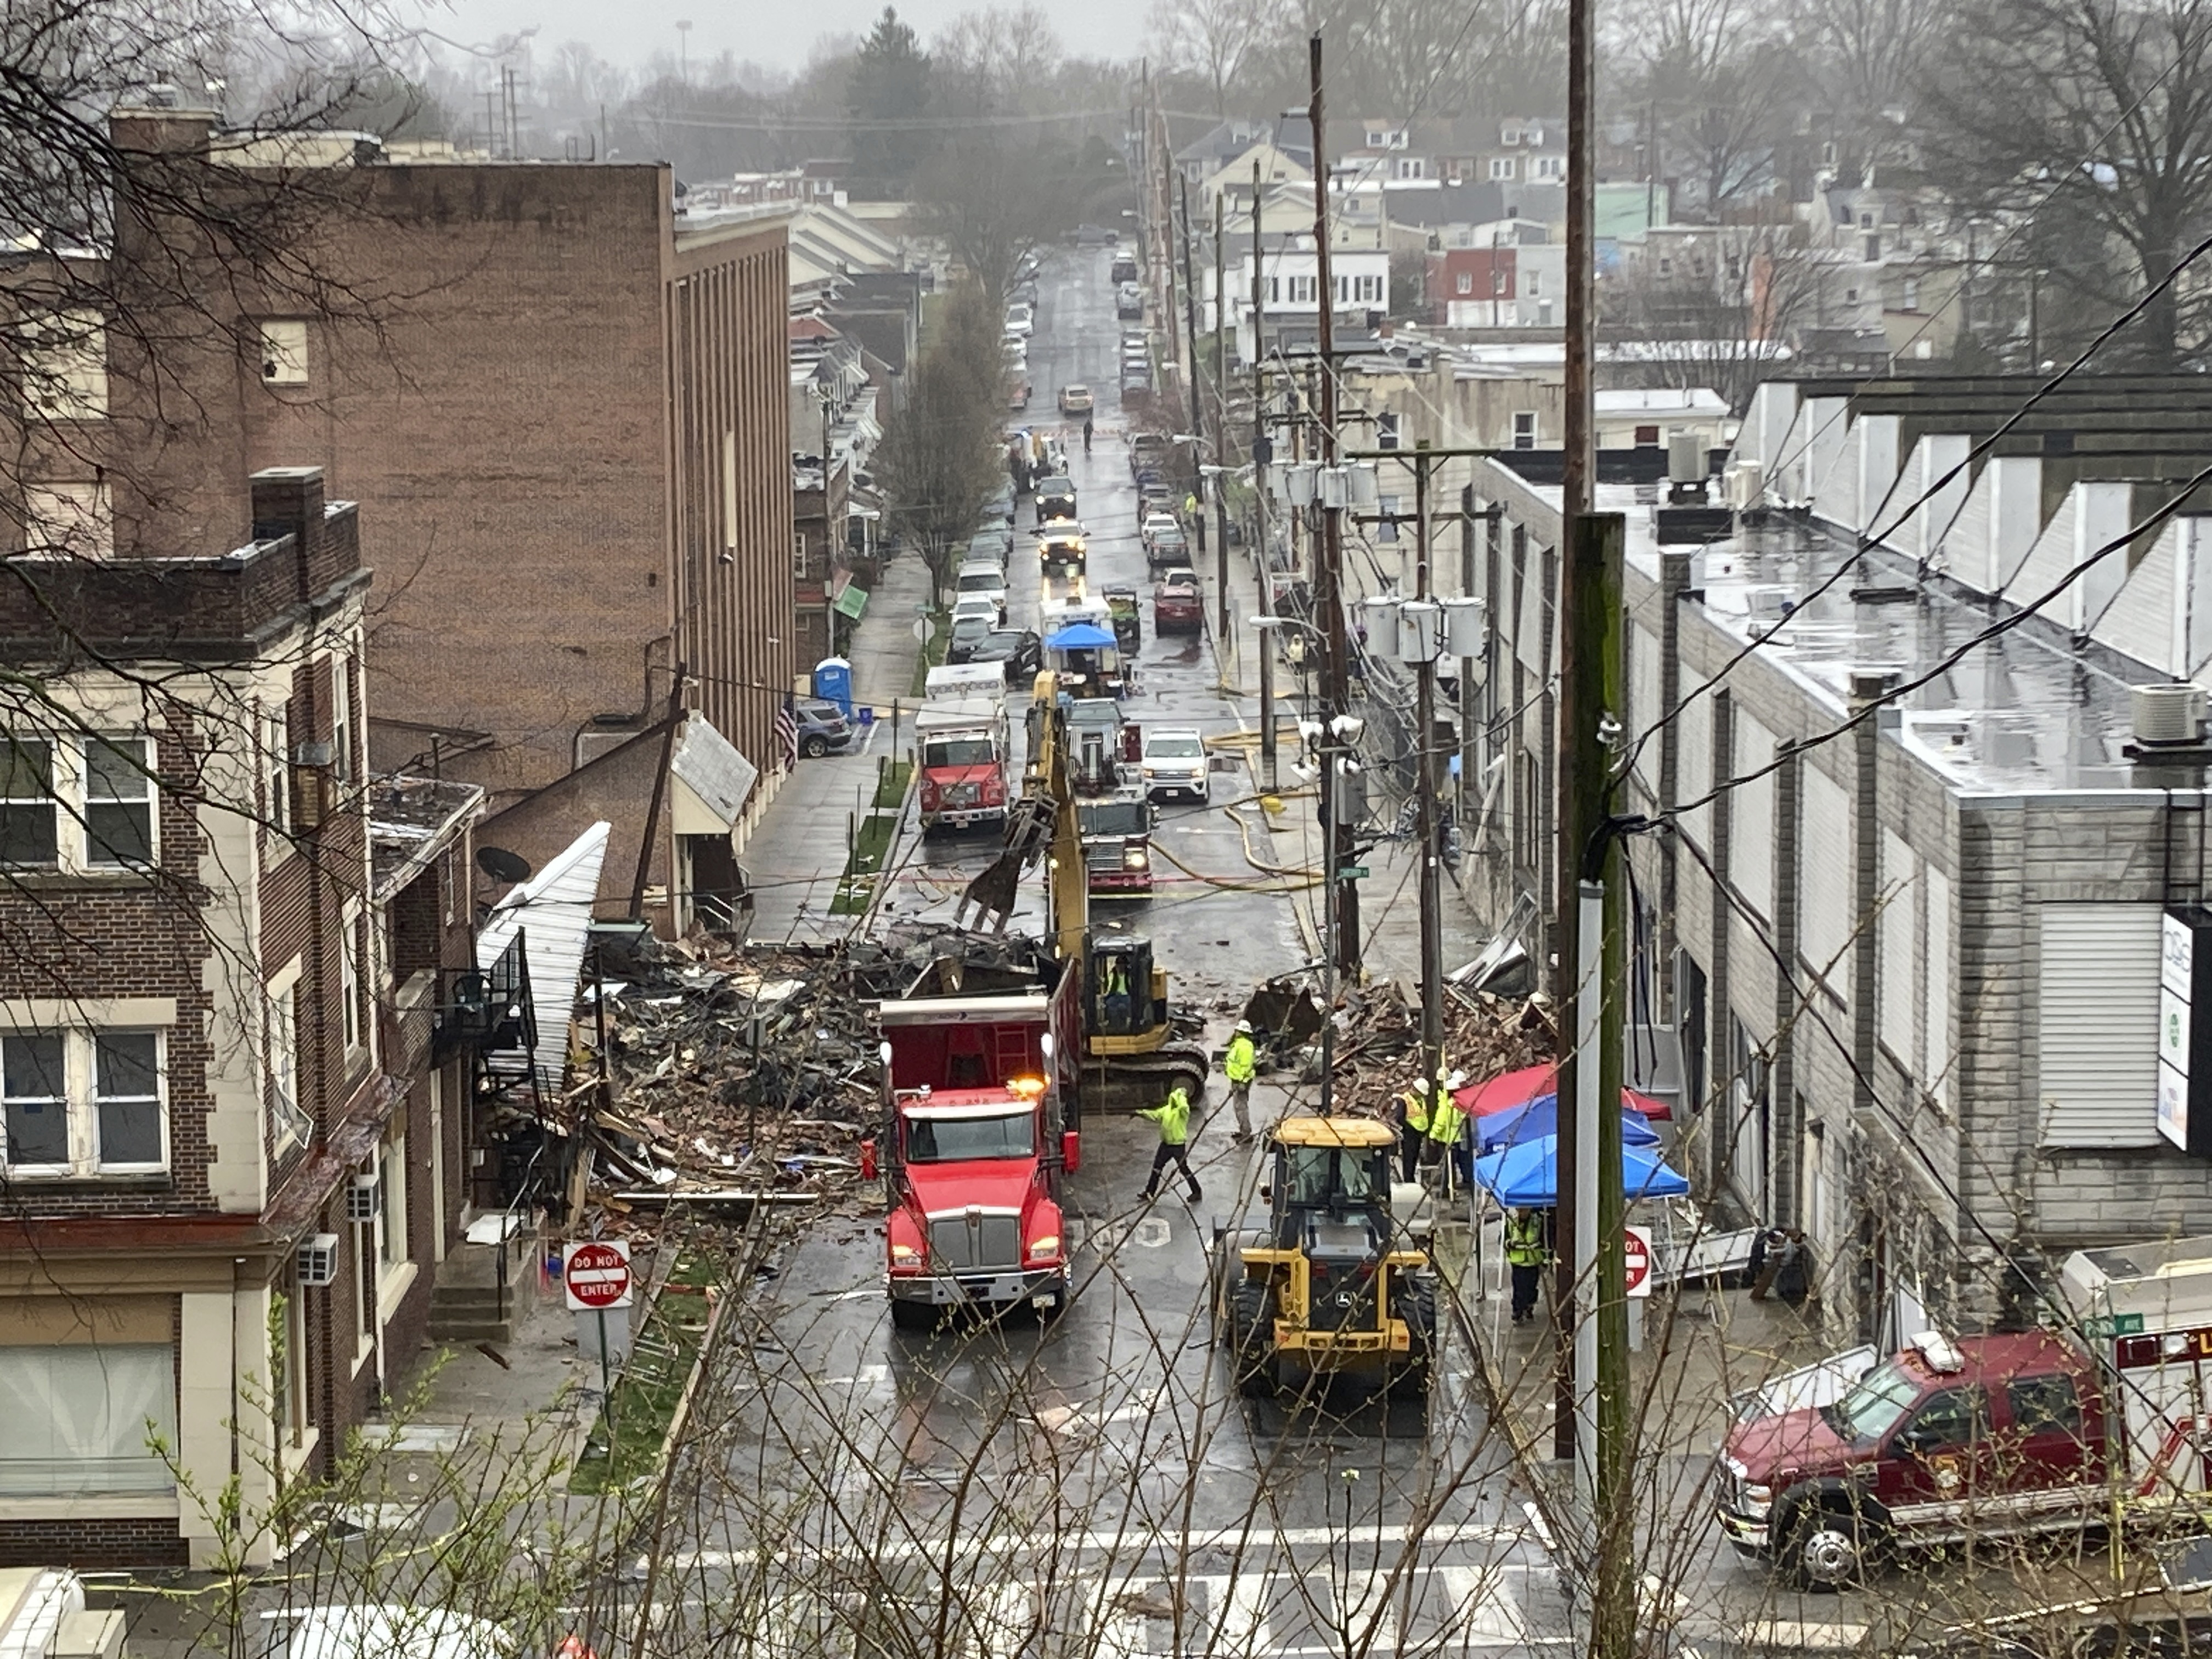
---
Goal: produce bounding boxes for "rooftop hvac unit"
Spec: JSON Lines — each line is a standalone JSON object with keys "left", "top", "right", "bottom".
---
{"left": 2133, "top": 682, "right": 2207, "bottom": 747}
{"left": 346, "top": 1166, "right": 380, "bottom": 1223}
{"left": 1667, "top": 433, "right": 1705, "bottom": 486}
{"left": 1724, "top": 461, "right": 1764, "bottom": 510}
{"left": 297, "top": 1233, "right": 341, "bottom": 1286}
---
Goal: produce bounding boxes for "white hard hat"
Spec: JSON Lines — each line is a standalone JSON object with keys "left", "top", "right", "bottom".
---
{"left": 1446, "top": 1070, "right": 1468, "bottom": 1090}
{"left": 1235, "top": 1019, "right": 1253, "bottom": 1033}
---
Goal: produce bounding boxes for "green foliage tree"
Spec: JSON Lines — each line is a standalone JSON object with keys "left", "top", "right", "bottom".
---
{"left": 847, "top": 7, "right": 933, "bottom": 198}
{"left": 875, "top": 282, "right": 1007, "bottom": 602}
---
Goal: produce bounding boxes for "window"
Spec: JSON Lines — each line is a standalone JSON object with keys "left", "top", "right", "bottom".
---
{"left": 269, "top": 984, "right": 304, "bottom": 1149}
{"left": 19, "top": 311, "right": 107, "bottom": 420}
{"left": 329, "top": 652, "right": 353, "bottom": 784}
{"left": 0, "top": 1345, "right": 177, "bottom": 1496}
{"left": 1395, "top": 157, "right": 1424, "bottom": 179}
{"left": 1288, "top": 275, "right": 1317, "bottom": 304}
{"left": 94, "top": 1032, "right": 161, "bottom": 1166}
{"left": 1376, "top": 413, "right": 1401, "bottom": 450}
{"left": 1493, "top": 269, "right": 1508, "bottom": 295}
{"left": 3, "top": 1035, "right": 66, "bottom": 1167}
{"left": 84, "top": 737, "right": 152, "bottom": 867}
{"left": 341, "top": 903, "right": 363, "bottom": 1054}
{"left": 1456, "top": 271, "right": 1474, "bottom": 295}
{"left": 1534, "top": 155, "right": 1563, "bottom": 180}
{"left": 380, "top": 1126, "right": 408, "bottom": 1268}
{"left": 22, "top": 481, "right": 112, "bottom": 560}
{"left": 1501, "top": 122, "right": 1522, "bottom": 145}
{"left": 1512, "top": 410, "right": 1537, "bottom": 450}
{"left": 264, "top": 704, "right": 290, "bottom": 837}
{"left": 1658, "top": 257, "right": 1674, "bottom": 278}
{"left": 1267, "top": 276, "right": 1280, "bottom": 304}
{"left": 1859, "top": 210, "right": 1875, "bottom": 229}
{"left": 1354, "top": 274, "right": 1383, "bottom": 303}
{"left": 1902, "top": 278, "right": 1920, "bottom": 311}
{"left": 256, "top": 319, "right": 308, "bottom": 385}
{"left": 0, "top": 737, "right": 57, "bottom": 865}
{"left": 1845, "top": 286, "right": 1860, "bottom": 305}
{"left": 1489, "top": 157, "right": 1515, "bottom": 181}
{"left": 0, "top": 735, "right": 155, "bottom": 870}
{"left": 2007, "top": 1374, "right": 2083, "bottom": 1438}
{"left": 1898, "top": 1387, "right": 1988, "bottom": 1451}
{"left": 1366, "top": 129, "right": 1388, "bottom": 148}
{"left": 1634, "top": 425, "right": 1661, "bottom": 447}
{"left": 1, "top": 1029, "right": 166, "bottom": 1175}
{"left": 1526, "top": 270, "right": 1542, "bottom": 298}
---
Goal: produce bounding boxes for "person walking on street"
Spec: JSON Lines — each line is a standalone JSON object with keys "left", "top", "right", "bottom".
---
{"left": 1224, "top": 1021, "right": 1259, "bottom": 1141}
{"left": 1082, "top": 415, "right": 1093, "bottom": 452}
{"left": 1505, "top": 1206, "right": 1550, "bottom": 1324}
{"left": 1138, "top": 1083, "right": 1203, "bottom": 1203}
{"left": 1397, "top": 1076, "right": 1434, "bottom": 1183}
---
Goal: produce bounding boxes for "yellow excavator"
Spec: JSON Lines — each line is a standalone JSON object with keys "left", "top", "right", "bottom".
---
{"left": 961, "top": 673, "right": 1210, "bottom": 1108}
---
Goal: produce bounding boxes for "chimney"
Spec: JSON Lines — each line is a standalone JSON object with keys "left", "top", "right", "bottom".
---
{"left": 250, "top": 466, "right": 326, "bottom": 599}
{"left": 109, "top": 99, "right": 219, "bottom": 159}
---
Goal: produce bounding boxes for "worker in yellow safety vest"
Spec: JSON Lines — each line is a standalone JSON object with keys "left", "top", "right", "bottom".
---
{"left": 1224, "top": 1020, "right": 1259, "bottom": 1141}
{"left": 1397, "top": 1077, "right": 1436, "bottom": 1183}
{"left": 1423, "top": 1078, "right": 1470, "bottom": 1187}
{"left": 1138, "top": 1085, "right": 1203, "bottom": 1204}
{"left": 1505, "top": 1206, "right": 1551, "bottom": 1324}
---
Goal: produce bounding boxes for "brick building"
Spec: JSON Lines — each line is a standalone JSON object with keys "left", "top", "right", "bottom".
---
{"left": 77, "top": 103, "right": 794, "bottom": 935}
{"left": 0, "top": 468, "right": 484, "bottom": 1567}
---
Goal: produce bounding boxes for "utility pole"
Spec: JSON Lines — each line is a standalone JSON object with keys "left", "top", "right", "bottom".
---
{"left": 1253, "top": 155, "right": 1276, "bottom": 791}
{"left": 1214, "top": 190, "right": 1232, "bottom": 629}
{"left": 1413, "top": 446, "right": 1443, "bottom": 1132}
{"left": 1177, "top": 173, "right": 1207, "bottom": 558}
{"left": 1309, "top": 30, "right": 1358, "bottom": 977}
{"left": 1554, "top": 0, "right": 1600, "bottom": 1477}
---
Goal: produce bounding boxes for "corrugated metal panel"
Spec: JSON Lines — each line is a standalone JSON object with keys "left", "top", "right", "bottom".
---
{"left": 1799, "top": 766, "right": 1850, "bottom": 988}
{"left": 2090, "top": 520, "right": 2179, "bottom": 676}
{"left": 1925, "top": 866, "right": 1953, "bottom": 1110}
{"left": 1733, "top": 713, "right": 1776, "bottom": 919}
{"left": 1678, "top": 670, "right": 1711, "bottom": 850}
{"left": 2036, "top": 903, "right": 2161, "bottom": 1148}
{"left": 477, "top": 821, "right": 612, "bottom": 1092}
{"left": 1630, "top": 624, "right": 1661, "bottom": 793}
{"left": 1878, "top": 828, "right": 1917, "bottom": 1068}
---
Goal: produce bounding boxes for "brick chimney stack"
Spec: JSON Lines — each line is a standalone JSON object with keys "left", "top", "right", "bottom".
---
{"left": 250, "top": 466, "right": 326, "bottom": 599}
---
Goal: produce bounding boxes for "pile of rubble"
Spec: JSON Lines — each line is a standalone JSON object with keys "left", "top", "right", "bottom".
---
{"left": 1247, "top": 973, "right": 1556, "bottom": 1118}
{"left": 574, "top": 924, "right": 1053, "bottom": 1223}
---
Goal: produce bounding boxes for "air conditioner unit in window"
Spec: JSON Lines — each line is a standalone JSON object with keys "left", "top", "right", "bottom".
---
{"left": 298, "top": 1233, "right": 341, "bottom": 1286}
{"left": 346, "top": 1169, "right": 380, "bottom": 1222}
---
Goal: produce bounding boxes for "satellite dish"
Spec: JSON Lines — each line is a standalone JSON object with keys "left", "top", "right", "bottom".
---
{"left": 476, "top": 845, "right": 532, "bottom": 883}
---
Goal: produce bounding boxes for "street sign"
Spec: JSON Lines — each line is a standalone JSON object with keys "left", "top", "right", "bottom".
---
{"left": 1623, "top": 1225, "right": 1653, "bottom": 1300}
{"left": 1339, "top": 865, "right": 1370, "bottom": 879}
{"left": 912, "top": 617, "right": 933, "bottom": 644}
{"left": 563, "top": 1240, "right": 633, "bottom": 1311}
{"left": 2083, "top": 1311, "right": 2145, "bottom": 1340}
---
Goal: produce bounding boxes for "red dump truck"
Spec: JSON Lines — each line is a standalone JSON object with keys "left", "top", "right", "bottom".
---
{"left": 864, "top": 966, "right": 1083, "bottom": 1328}
{"left": 1717, "top": 1236, "right": 2212, "bottom": 1589}
{"left": 915, "top": 697, "right": 1009, "bottom": 831}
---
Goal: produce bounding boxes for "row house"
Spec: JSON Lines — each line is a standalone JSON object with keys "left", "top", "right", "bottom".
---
{"left": 1201, "top": 229, "right": 1392, "bottom": 364}
{"left": 1458, "top": 373, "right": 2212, "bottom": 1350}
{"left": 0, "top": 468, "right": 483, "bottom": 1568}
{"left": 788, "top": 316, "right": 886, "bottom": 662}
{"left": 1425, "top": 224, "right": 1564, "bottom": 330}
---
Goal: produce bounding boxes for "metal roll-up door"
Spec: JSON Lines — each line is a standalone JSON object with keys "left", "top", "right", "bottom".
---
{"left": 2037, "top": 902, "right": 2162, "bottom": 1148}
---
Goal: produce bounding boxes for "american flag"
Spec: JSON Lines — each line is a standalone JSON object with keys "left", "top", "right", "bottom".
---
{"left": 775, "top": 698, "right": 799, "bottom": 769}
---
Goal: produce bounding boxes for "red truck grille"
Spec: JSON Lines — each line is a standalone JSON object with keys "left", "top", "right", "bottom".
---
{"left": 928, "top": 1210, "right": 1022, "bottom": 1271}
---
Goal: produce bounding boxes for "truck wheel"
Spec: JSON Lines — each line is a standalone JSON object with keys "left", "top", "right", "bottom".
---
{"left": 1390, "top": 1278, "right": 1437, "bottom": 1399}
{"left": 1785, "top": 1504, "right": 1871, "bottom": 1591}
{"left": 1229, "top": 1279, "right": 1274, "bottom": 1397}
{"left": 889, "top": 1301, "right": 939, "bottom": 1333}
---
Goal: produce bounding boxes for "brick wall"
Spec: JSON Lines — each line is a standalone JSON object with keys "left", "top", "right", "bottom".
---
{"left": 0, "top": 1517, "right": 188, "bottom": 1570}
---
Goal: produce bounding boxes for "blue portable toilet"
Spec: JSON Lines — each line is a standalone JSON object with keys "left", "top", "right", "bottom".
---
{"left": 811, "top": 657, "right": 854, "bottom": 719}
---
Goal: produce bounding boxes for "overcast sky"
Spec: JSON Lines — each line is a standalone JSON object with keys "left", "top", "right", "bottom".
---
{"left": 418, "top": 0, "right": 1143, "bottom": 79}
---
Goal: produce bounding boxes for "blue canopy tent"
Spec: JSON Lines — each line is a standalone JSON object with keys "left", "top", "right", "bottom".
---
{"left": 1475, "top": 1095, "right": 1659, "bottom": 1155}
{"left": 1046, "top": 622, "right": 1117, "bottom": 649}
{"left": 1473, "top": 1133, "right": 1690, "bottom": 1208}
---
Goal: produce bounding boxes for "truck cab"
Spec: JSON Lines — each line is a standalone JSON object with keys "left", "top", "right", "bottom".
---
{"left": 1078, "top": 794, "right": 1153, "bottom": 896}
{"left": 915, "top": 697, "right": 1009, "bottom": 831}
{"left": 1717, "top": 1329, "right": 2107, "bottom": 1588}
{"left": 868, "top": 988, "right": 1081, "bottom": 1329}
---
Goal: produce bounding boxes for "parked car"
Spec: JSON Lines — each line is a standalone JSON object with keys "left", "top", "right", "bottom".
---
{"left": 1110, "top": 255, "right": 1138, "bottom": 285}
{"left": 985, "top": 486, "right": 1016, "bottom": 524}
{"left": 794, "top": 696, "right": 854, "bottom": 758}
{"left": 1004, "top": 301, "right": 1035, "bottom": 338}
{"left": 944, "top": 613, "right": 998, "bottom": 664}
{"left": 1154, "top": 568, "right": 1202, "bottom": 634}
{"left": 954, "top": 562, "right": 1008, "bottom": 621}
{"left": 965, "top": 529, "right": 1011, "bottom": 571}
{"left": 1068, "top": 223, "right": 1118, "bottom": 245}
{"left": 1147, "top": 528, "right": 1189, "bottom": 571}
{"left": 1141, "top": 727, "right": 1209, "bottom": 803}
{"left": 969, "top": 627, "right": 1042, "bottom": 679}
{"left": 1115, "top": 281, "right": 1143, "bottom": 319}
{"left": 1008, "top": 376, "right": 1031, "bottom": 410}
{"left": 1058, "top": 385, "right": 1094, "bottom": 416}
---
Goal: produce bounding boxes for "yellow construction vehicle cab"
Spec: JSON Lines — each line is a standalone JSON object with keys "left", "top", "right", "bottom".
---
{"left": 1217, "top": 1116, "right": 1436, "bottom": 1398}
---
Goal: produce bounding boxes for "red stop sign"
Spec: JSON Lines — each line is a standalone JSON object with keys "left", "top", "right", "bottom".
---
{"left": 565, "top": 1241, "right": 631, "bottom": 1309}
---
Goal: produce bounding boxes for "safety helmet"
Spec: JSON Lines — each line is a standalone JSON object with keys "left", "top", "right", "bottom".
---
{"left": 1235, "top": 1019, "right": 1253, "bottom": 1033}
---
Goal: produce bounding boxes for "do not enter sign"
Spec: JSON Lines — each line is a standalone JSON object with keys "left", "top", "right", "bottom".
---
{"left": 1623, "top": 1225, "right": 1654, "bottom": 1300}
{"left": 564, "top": 1240, "right": 634, "bottom": 1311}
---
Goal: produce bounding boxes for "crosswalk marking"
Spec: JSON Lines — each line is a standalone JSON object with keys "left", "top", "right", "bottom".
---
{"left": 1441, "top": 1565, "right": 1523, "bottom": 1646}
